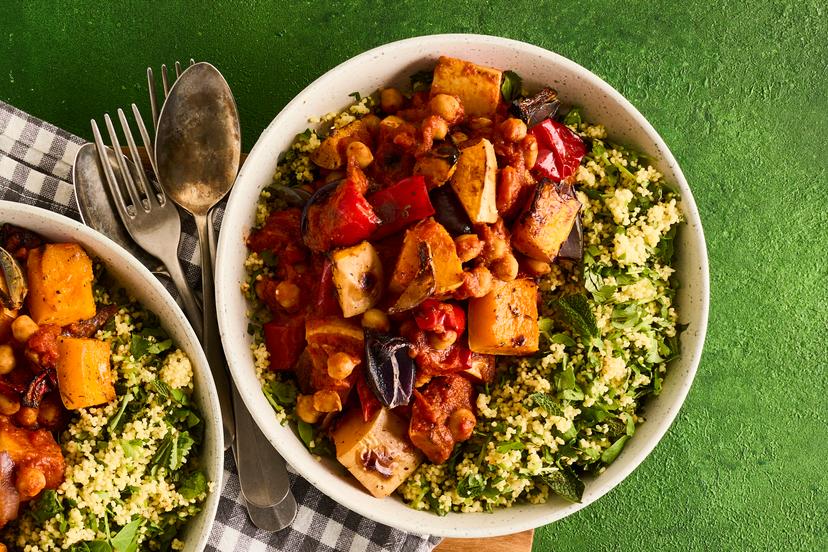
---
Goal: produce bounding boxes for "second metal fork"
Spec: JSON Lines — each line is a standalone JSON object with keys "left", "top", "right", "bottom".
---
{"left": 90, "top": 106, "right": 203, "bottom": 338}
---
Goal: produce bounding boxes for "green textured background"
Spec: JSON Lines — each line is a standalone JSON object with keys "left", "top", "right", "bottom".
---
{"left": 2, "top": 1, "right": 826, "bottom": 550}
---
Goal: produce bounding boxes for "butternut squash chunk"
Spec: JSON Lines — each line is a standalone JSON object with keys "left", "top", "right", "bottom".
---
{"left": 511, "top": 180, "right": 581, "bottom": 262}
{"left": 468, "top": 278, "right": 539, "bottom": 355}
{"left": 389, "top": 218, "right": 463, "bottom": 296}
{"left": 449, "top": 138, "right": 498, "bottom": 224}
{"left": 430, "top": 56, "right": 503, "bottom": 118}
{"left": 56, "top": 336, "right": 115, "bottom": 410}
{"left": 310, "top": 120, "right": 372, "bottom": 170}
{"left": 332, "top": 407, "right": 422, "bottom": 498}
{"left": 27, "top": 244, "right": 96, "bottom": 326}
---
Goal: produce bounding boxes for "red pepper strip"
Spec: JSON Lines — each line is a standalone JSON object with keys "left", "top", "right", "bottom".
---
{"left": 312, "top": 259, "right": 342, "bottom": 317}
{"left": 368, "top": 176, "right": 435, "bottom": 240}
{"left": 263, "top": 318, "right": 306, "bottom": 371}
{"left": 529, "top": 119, "right": 586, "bottom": 182}
{"left": 413, "top": 299, "right": 466, "bottom": 335}
{"left": 305, "top": 180, "right": 381, "bottom": 251}
{"left": 356, "top": 374, "right": 382, "bottom": 423}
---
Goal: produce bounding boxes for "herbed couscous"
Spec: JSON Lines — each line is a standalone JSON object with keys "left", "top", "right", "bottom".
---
{"left": 242, "top": 56, "right": 683, "bottom": 513}
{"left": 0, "top": 229, "right": 209, "bottom": 551}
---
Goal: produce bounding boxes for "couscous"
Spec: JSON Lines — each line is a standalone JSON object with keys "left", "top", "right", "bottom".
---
{"left": 0, "top": 228, "right": 209, "bottom": 550}
{"left": 242, "top": 56, "right": 683, "bottom": 512}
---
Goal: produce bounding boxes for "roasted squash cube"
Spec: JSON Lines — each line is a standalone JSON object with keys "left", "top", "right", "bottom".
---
{"left": 468, "top": 278, "right": 539, "bottom": 355}
{"left": 430, "top": 56, "right": 502, "bottom": 118}
{"left": 389, "top": 218, "right": 463, "bottom": 296}
{"left": 27, "top": 243, "right": 96, "bottom": 326}
{"left": 511, "top": 180, "right": 581, "bottom": 262}
{"left": 56, "top": 336, "right": 115, "bottom": 409}
{"left": 450, "top": 138, "right": 498, "bottom": 224}
{"left": 331, "top": 241, "right": 384, "bottom": 318}
{"left": 310, "top": 120, "right": 372, "bottom": 170}
{"left": 332, "top": 407, "right": 422, "bottom": 498}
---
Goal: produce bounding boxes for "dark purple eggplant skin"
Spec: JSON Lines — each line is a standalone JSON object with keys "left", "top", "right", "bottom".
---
{"left": 429, "top": 185, "right": 473, "bottom": 236}
{"left": 364, "top": 330, "right": 415, "bottom": 408}
{"left": 511, "top": 87, "right": 561, "bottom": 127}
{"left": 558, "top": 215, "right": 583, "bottom": 261}
{"left": 299, "top": 180, "right": 341, "bottom": 238}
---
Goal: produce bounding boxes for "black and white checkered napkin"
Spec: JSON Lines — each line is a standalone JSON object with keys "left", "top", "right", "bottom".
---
{"left": 0, "top": 100, "right": 441, "bottom": 552}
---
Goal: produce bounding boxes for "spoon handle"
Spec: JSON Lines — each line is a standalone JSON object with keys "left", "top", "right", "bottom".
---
{"left": 194, "top": 213, "right": 236, "bottom": 448}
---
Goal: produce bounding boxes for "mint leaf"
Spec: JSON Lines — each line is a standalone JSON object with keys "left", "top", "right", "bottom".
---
{"left": 552, "top": 294, "right": 599, "bottom": 345}
{"left": 563, "top": 107, "right": 582, "bottom": 126}
{"left": 31, "top": 489, "right": 62, "bottom": 523}
{"left": 457, "top": 473, "right": 486, "bottom": 499}
{"left": 263, "top": 380, "right": 297, "bottom": 411}
{"left": 500, "top": 70, "right": 522, "bottom": 102}
{"left": 539, "top": 467, "right": 584, "bottom": 503}
{"left": 297, "top": 420, "right": 314, "bottom": 448}
{"left": 110, "top": 517, "right": 143, "bottom": 552}
{"left": 178, "top": 471, "right": 208, "bottom": 500}
{"left": 530, "top": 392, "right": 563, "bottom": 416}
{"left": 601, "top": 435, "right": 629, "bottom": 464}
{"left": 409, "top": 69, "right": 434, "bottom": 92}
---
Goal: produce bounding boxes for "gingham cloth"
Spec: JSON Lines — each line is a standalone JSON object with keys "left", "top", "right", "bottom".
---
{"left": 0, "top": 99, "right": 442, "bottom": 552}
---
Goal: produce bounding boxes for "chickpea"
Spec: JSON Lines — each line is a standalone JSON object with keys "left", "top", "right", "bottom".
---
{"left": 0, "top": 344, "right": 15, "bottom": 375}
{"left": 296, "top": 394, "right": 322, "bottom": 424}
{"left": 274, "top": 281, "right": 300, "bottom": 310}
{"left": 489, "top": 237, "right": 508, "bottom": 261}
{"left": 11, "top": 315, "right": 38, "bottom": 343}
{"left": 0, "top": 542, "right": 7, "bottom": 552}
{"left": 0, "top": 393, "right": 20, "bottom": 416}
{"left": 428, "top": 330, "right": 457, "bottom": 351}
{"left": 15, "top": 466, "right": 46, "bottom": 499}
{"left": 361, "top": 309, "right": 390, "bottom": 332}
{"left": 454, "top": 234, "right": 485, "bottom": 263}
{"left": 380, "top": 87, "right": 404, "bottom": 113}
{"left": 448, "top": 408, "right": 476, "bottom": 441}
{"left": 361, "top": 114, "right": 381, "bottom": 133}
{"left": 429, "top": 94, "right": 462, "bottom": 124}
{"left": 496, "top": 166, "right": 521, "bottom": 214}
{"left": 522, "top": 256, "right": 552, "bottom": 276}
{"left": 522, "top": 134, "right": 538, "bottom": 170}
{"left": 327, "top": 352, "right": 359, "bottom": 380}
{"left": 500, "top": 118, "right": 527, "bottom": 142}
{"left": 468, "top": 117, "right": 492, "bottom": 130}
{"left": 313, "top": 389, "right": 343, "bottom": 413}
{"left": 427, "top": 116, "right": 449, "bottom": 141}
{"left": 346, "top": 141, "right": 374, "bottom": 169}
{"left": 16, "top": 406, "right": 38, "bottom": 427}
{"left": 468, "top": 265, "right": 494, "bottom": 298}
{"left": 380, "top": 115, "right": 405, "bottom": 130}
{"left": 490, "top": 253, "right": 519, "bottom": 281}
{"left": 38, "top": 399, "right": 61, "bottom": 427}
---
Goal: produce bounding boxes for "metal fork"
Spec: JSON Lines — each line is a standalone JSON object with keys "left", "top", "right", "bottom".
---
{"left": 90, "top": 107, "right": 203, "bottom": 339}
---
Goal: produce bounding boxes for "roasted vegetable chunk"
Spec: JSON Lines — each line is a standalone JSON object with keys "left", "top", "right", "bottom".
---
{"left": 390, "top": 218, "right": 464, "bottom": 297}
{"left": 511, "top": 180, "right": 581, "bottom": 262}
{"left": 449, "top": 138, "right": 498, "bottom": 224}
{"left": 55, "top": 336, "right": 115, "bottom": 409}
{"left": 430, "top": 56, "right": 502, "bottom": 118}
{"left": 27, "top": 244, "right": 96, "bottom": 326}
{"left": 331, "top": 241, "right": 384, "bottom": 318}
{"left": 468, "top": 278, "right": 539, "bottom": 355}
{"left": 409, "top": 375, "right": 476, "bottom": 464}
{"left": 332, "top": 407, "right": 422, "bottom": 498}
{"left": 311, "top": 120, "right": 372, "bottom": 170}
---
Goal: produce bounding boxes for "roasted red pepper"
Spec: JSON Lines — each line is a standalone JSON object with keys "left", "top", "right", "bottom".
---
{"left": 356, "top": 373, "right": 382, "bottom": 422}
{"left": 529, "top": 119, "right": 586, "bottom": 182}
{"left": 263, "top": 318, "right": 306, "bottom": 371}
{"left": 311, "top": 259, "right": 342, "bottom": 317}
{"left": 413, "top": 299, "right": 466, "bottom": 335}
{"left": 368, "top": 176, "right": 435, "bottom": 240}
{"left": 304, "top": 180, "right": 381, "bottom": 252}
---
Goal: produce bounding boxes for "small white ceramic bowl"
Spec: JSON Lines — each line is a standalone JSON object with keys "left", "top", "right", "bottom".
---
{"left": 216, "top": 34, "right": 709, "bottom": 538}
{"left": 0, "top": 200, "right": 223, "bottom": 551}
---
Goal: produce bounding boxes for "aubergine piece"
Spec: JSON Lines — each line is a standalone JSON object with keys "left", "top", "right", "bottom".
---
{"left": 428, "top": 185, "right": 473, "bottom": 236}
{"left": 0, "top": 246, "right": 26, "bottom": 310}
{"left": 364, "top": 330, "right": 415, "bottom": 408}
{"left": 388, "top": 242, "right": 436, "bottom": 314}
{"left": 511, "top": 87, "right": 561, "bottom": 127}
{"left": 299, "top": 180, "right": 339, "bottom": 238}
{"left": 558, "top": 215, "right": 583, "bottom": 261}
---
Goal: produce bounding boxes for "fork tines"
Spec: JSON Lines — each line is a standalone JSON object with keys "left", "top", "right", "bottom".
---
{"left": 147, "top": 58, "right": 196, "bottom": 129}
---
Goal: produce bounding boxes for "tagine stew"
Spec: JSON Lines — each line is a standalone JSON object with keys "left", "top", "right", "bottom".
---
{"left": 245, "top": 56, "right": 683, "bottom": 513}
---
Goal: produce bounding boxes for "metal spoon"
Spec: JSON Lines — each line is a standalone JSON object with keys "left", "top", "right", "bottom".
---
{"left": 154, "top": 62, "right": 238, "bottom": 448}
{"left": 154, "top": 62, "right": 297, "bottom": 525}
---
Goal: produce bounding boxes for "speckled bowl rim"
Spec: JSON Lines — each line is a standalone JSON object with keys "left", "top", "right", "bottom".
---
{"left": 0, "top": 201, "right": 223, "bottom": 552}
{"left": 216, "top": 33, "right": 709, "bottom": 538}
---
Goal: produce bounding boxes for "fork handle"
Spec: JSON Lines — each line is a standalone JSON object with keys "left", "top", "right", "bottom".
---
{"left": 194, "top": 212, "right": 236, "bottom": 449}
{"left": 162, "top": 249, "right": 204, "bottom": 341}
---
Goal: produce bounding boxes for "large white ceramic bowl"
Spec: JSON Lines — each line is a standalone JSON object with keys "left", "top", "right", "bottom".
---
{"left": 216, "top": 34, "right": 709, "bottom": 538}
{"left": 0, "top": 201, "right": 223, "bottom": 551}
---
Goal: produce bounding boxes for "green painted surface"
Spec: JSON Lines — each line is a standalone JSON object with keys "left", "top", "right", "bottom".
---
{"left": 2, "top": 1, "right": 826, "bottom": 550}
